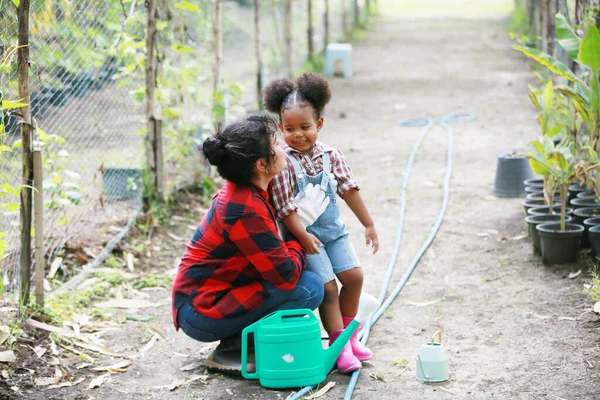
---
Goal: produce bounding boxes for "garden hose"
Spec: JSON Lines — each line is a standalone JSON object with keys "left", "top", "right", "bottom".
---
{"left": 288, "top": 112, "right": 476, "bottom": 400}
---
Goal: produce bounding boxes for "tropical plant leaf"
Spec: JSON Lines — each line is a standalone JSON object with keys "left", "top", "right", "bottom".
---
{"left": 175, "top": 1, "right": 200, "bottom": 11}
{"left": 548, "top": 124, "right": 564, "bottom": 137}
{"left": 2, "top": 99, "right": 28, "bottom": 109}
{"left": 172, "top": 43, "right": 194, "bottom": 54}
{"left": 556, "top": 13, "right": 581, "bottom": 60}
{"left": 528, "top": 91, "right": 541, "bottom": 111}
{"left": 556, "top": 87, "right": 590, "bottom": 123}
{"left": 529, "top": 157, "right": 550, "bottom": 176}
{"left": 579, "top": 25, "right": 600, "bottom": 72}
{"left": 513, "top": 45, "right": 580, "bottom": 82}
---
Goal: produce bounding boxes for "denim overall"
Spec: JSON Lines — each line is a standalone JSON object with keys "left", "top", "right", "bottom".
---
{"left": 288, "top": 151, "right": 360, "bottom": 282}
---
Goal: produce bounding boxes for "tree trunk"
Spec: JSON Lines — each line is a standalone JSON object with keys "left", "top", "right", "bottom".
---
{"left": 527, "top": 0, "right": 536, "bottom": 31}
{"left": 18, "top": 0, "right": 33, "bottom": 308}
{"left": 324, "top": 0, "right": 329, "bottom": 48}
{"left": 254, "top": 0, "right": 263, "bottom": 109}
{"left": 284, "top": 0, "right": 294, "bottom": 79}
{"left": 33, "top": 148, "right": 44, "bottom": 307}
{"left": 353, "top": 0, "right": 359, "bottom": 28}
{"left": 342, "top": 0, "right": 348, "bottom": 34}
{"left": 575, "top": 0, "right": 584, "bottom": 25}
{"left": 547, "top": 0, "right": 556, "bottom": 55}
{"left": 213, "top": 0, "right": 223, "bottom": 96}
{"left": 365, "top": 0, "right": 371, "bottom": 16}
{"left": 540, "top": 0, "right": 548, "bottom": 52}
{"left": 145, "top": 0, "right": 164, "bottom": 199}
{"left": 307, "top": 0, "right": 314, "bottom": 63}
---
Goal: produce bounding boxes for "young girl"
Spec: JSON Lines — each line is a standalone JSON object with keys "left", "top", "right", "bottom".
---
{"left": 266, "top": 73, "right": 379, "bottom": 373}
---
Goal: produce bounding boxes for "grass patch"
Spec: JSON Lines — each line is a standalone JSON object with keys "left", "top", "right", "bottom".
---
{"left": 133, "top": 274, "right": 173, "bottom": 290}
{"left": 587, "top": 270, "right": 600, "bottom": 303}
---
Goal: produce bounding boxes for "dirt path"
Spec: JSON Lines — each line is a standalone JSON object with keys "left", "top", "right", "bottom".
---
{"left": 19, "top": 1, "right": 600, "bottom": 399}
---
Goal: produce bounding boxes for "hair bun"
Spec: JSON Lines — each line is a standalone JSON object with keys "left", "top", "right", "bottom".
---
{"left": 263, "top": 78, "right": 295, "bottom": 114}
{"left": 296, "top": 73, "right": 331, "bottom": 113}
{"left": 202, "top": 136, "right": 226, "bottom": 166}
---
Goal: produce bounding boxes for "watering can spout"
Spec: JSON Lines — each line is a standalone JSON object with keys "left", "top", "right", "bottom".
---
{"left": 323, "top": 293, "right": 380, "bottom": 373}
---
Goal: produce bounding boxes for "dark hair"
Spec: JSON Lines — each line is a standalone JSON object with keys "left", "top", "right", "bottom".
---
{"left": 263, "top": 72, "right": 332, "bottom": 120}
{"left": 201, "top": 113, "right": 278, "bottom": 185}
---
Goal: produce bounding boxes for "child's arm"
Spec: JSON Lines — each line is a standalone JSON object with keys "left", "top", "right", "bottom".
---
{"left": 343, "top": 189, "right": 379, "bottom": 254}
{"left": 282, "top": 212, "right": 322, "bottom": 255}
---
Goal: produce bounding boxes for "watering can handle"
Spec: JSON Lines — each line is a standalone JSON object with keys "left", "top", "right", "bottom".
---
{"left": 241, "top": 325, "right": 258, "bottom": 379}
{"left": 275, "top": 308, "right": 316, "bottom": 321}
{"left": 431, "top": 331, "right": 442, "bottom": 345}
{"left": 417, "top": 355, "right": 429, "bottom": 380}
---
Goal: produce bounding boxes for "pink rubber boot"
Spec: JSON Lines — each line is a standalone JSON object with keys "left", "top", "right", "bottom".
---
{"left": 342, "top": 316, "right": 373, "bottom": 361}
{"left": 329, "top": 329, "right": 362, "bottom": 373}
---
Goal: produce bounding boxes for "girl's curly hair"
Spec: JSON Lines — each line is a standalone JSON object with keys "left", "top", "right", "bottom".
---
{"left": 263, "top": 72, "right": 332, "bottom": 120}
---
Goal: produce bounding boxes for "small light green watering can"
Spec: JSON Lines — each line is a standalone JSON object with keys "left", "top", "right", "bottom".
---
{"left": 241, "top": 293, "right": 380, "bottom": 389}
{"left": 416, "top": 331, "right": 449, "bottom": 383}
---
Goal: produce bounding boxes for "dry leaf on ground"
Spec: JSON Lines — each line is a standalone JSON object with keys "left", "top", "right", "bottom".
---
{"left": 179, "top": 360, "right": 203, "bottom": 372}
{"left": 34, "top": 377, "right": 57, "bottom": 387}
{"left": 568, "top": 270, "right": 582, "bottom": 279}
{"left": 93, "top": 360, "right": 132, "bottom": 373}
{"left": 0, "top": 350, "right": 16, "bottom": 363}
{"left": 33, "top": 346, "right": 46, "bottom": 359}
{"left": 72, "top": 340, "right": 121, "bottom": 357}
{"left": 510, "top": 234, "right": 528, "bottom": 241}
{"left": 167, "top": 232, "right": 185, "bottom": 241}
{"left": 89, "top": 373, "right": 110, "bottom": 389}
{"left": 27, "top": 319, "right": 80, "bottom": 338}
{"left": 47, "top": 257, "right": 63, "bottom": 279}
{"left": 140, "top": 334, "right": 161, "bottom": 354}
{"left": 156, "top": 374, "right": 209, "bottom": 391}
{"left": 594, "top": 302, "right": 600, "bottom": 314}
{"left": 305, "top": 382, "right": 336, "bottom": 399}
{"left": 127, "top": 253, "right": 135, "bottom": 272}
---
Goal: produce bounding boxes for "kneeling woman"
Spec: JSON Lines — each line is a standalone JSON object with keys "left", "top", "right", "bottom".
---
{"left": 172, "top": 114, "right": 324, "bottom": 373}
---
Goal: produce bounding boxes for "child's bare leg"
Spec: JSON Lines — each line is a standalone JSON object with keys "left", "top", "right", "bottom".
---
{"left": 321, "top": 279, "right": 361, "bottom": 372}
{"left": 337, "top": 268, "right": 364, "bottom": 317}
{"left": 337, "top": 267, "right": 373, "bottom": 361}
{"left": 319, "top": 280, "right": 343, "bottom": 332}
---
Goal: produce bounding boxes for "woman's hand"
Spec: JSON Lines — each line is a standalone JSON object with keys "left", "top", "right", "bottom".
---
{"left": 299, "top": 232, "right": 322, "bottom": 255}
{"left": 365, "top": 225, "right": 379, "bottom": 254}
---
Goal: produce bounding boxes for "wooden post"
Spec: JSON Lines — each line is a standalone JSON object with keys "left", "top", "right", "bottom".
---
{"left": 324, "top": 0, "right": 329, "bottom": 48}
{"left": 145, "top": 0, "right": 164, "bottom": 198}
{"left": 254, "top": 0, "right": 263, "bottom": 110}
{"left": 307, "top": 0, "right": 314, "bottom": 63}
{"left": 284, "top": 0, "right": 294, "bottom": 79}
{"left": 353, "top": 0, "right": 359, "bottom": 28}
{"left": 539, "top": 0, "right": 548, "bottom": 52}
{"left": 18, "top": 0, "right": 33, "bottom": 308}
{"left": 212, "top": 0, "right": 224, "bottom": 129}
{"left": 33, "top": 148, "right": 44, "bottom": 307}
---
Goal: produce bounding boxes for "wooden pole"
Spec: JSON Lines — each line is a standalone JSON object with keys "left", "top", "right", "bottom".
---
{"left": 18, "top": 0, "right": 33, "bottom": 308}
{"left": 342, "top": 0, "right": 348, "bottom": 35}
{"left": 353, "top": 0, "right": 359, "bottom": 28}
{"left": 324, "top": 0, "right": 329, "bottom": 49}
{"left": 254, "top": 0, "right": 263, "bottom": 109}
{"left": 284, "top": 0, "right": 294, "bottom": 79}
{"left": 33, "top": 148, "right": 44, "bottom": 307}
{"left": 307, "top": 0, "right": 314, "bottom": 63}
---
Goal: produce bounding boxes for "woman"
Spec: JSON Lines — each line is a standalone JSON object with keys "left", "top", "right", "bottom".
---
{"left": 172, "top": 114, "right": 324, "bottom": 374}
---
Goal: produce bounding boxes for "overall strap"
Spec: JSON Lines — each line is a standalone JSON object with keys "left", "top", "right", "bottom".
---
{"left": 320, "top": 151, "right": 332, "bottom": 188}
{"left": 287, "top": 154, "right": 306, "bottom": 193}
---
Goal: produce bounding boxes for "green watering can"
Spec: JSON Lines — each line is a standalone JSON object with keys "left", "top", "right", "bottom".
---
{"left": 416, "top": 331, "right": 449, "bottom": 383}
{"left": 241, "top": 293, "right": 380, "bottom": 389}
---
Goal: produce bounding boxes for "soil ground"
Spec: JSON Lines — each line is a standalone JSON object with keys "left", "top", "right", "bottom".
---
{"left": 3, "top": 1, "right": 600, "bottom": 399}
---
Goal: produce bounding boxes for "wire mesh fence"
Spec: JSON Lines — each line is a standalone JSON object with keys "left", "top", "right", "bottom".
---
{"left": 0, "top": 0, "right": 370, "bottom": 318}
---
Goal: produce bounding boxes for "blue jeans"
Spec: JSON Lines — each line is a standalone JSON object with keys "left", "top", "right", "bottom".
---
{"left": 177, "top": 270, "right": 324, "bottom": 342}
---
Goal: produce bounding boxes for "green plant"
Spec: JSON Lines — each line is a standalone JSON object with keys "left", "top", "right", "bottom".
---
{"left": 132, "top": 274, "right": 172, "bottom": 289}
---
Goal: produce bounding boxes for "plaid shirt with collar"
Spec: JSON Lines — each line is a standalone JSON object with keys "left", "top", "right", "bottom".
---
{"left": 172, "top": 181, "right": 306, "bottom": 325}
{"left": 269, "top": 140, "right": 360, "bottom": 221}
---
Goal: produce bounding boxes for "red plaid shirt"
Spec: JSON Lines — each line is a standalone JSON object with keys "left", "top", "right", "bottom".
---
{"left": 269, "top": 141, "right": 360, "bottom": 220}
{"left": 172, "top": 181, "right": 306, "bottom": 325}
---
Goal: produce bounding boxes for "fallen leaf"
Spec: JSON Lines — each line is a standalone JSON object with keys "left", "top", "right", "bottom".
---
{"left": 126, "top": 253, "right": 135, "bottom": 272}
{"left": 568, "top": 270, "right": 582, "bottom": 279}
{"left": 93, "top": 360, "right": 132, "bottom": 374}
{"left": 167, "top": 232, "right": 185, "bottom": 242}
{"left": 225, "top": 389, "right": 235, "bottom": 395}
{"left": 34, "top": 377, "right": 56, "bottom": 387}
{"left": 488, "top": 229, "right": 499, "bottom": 235}
{"left": 126, "top": 315, "right": 157, "bottom": 322}
{"left": 594, "top": 302, "right": 600, "bottom": 314}
{"left": 511, "top": 234, "right": 528, "bottom": 241}
{"left": 558, "top": 317, "right": 577, "bottom": 321}
{"left": 369, "top": 373, "right": 386, "bottom": 382}
{"left": 172, "top": 352, "right": 189, "bottom": 358}
{"left": 75, "top": 363, "right": 93, "bottom": 370}
{"left": 476, "top": 232, "right": 488, "bottom": 238}
{"left": 529, "top": 312, "right": 552, "bottom": 320}
{"left": 88, "top": 373, "right": 110, "bottom": 389}
{"left": 159, "top": 374, "right": 209, "bottom": 391}
{"left": 140, "top": 334, "right": 160, "bottom": 354}
{"left": 27, "top": 319, "right": 79, "bottom": 338}
{"left": 305, "top": 381, "right": 336, "bottom": 399}
{"left": 179, "top": 360, "right": 203, "bottom": 372}
{"left": 54, "top": 367, "right": 63, "bottom": 384}
{"left": 1, "top": 370, "right": 8, "bottom": 379}
{"left": 71, "top": 340, "right": 121, "bottom": 357}
{"left": 33, "top": 346, "right": 46, "bottom": 359}
{"left": 0, "top": 350, "right": 16, "bottom": 363}
{"left": 48, "top": 257, "right": 63, "bottom": 279}
{"left": 96, "top": 299, "right": 156, "bottom": 309}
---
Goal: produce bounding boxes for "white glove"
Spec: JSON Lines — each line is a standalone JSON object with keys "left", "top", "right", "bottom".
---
{"left": 294, "top": 183, "right": 330, "bottom": 227}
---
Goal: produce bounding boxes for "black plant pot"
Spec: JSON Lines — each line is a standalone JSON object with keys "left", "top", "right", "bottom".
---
{"left": 528, "top": 205, "right": 573, "bottom": 216}
{"left": 570, "top": 197, "right": 600, "bottom": 209}
{"left": 523, "top": 198, "right": 560, "bottom": 214}
{"left": 589, "top": 225, "right": 600, "bottom": 257}
{"left": 492, "top": 154, "right": 534, "bottom": 197}
{"left": 572, "top": 207, "right": 600, "bottom": 247}
{"left": 103, "top": 168, "right": 142, "bottom": 201}
{"left": 577, "top": 191, "right": 597, "bottom": 200}
{"left": 537, "top": 222, "right": 584, "bottom": 265}
{"left": 525, "top": 214, "right": 572, "bottom": 256}
{"left": 583, "top": 217, "right": 600, "bottom": 252}
{"left": 525, "top": 186, "right": 544, "bottom": 194}
{"left": 569, "top": 184, "right": 588, "bottom": 202}
{"left": 526, "top": 191, "right": 561, "bottom": 201}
